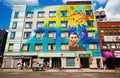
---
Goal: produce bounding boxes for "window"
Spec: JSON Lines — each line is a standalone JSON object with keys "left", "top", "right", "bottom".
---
{"left": 116, "top": 43, "right": 120, "bottom": 49}
{"left": 24, "top": 32, "right": 31, "bottom": 39}
{"left": 12, "top": 22, "right": 17, "bottom": 29}
{"left": 102, "top": 43, "right": 107, "bottom": 49}
{"left": 111, "top": 43, "right": 115, "bottom": 49}
{"left": 36, "top": 32, "right": 43, "bottom": 39}
{"left": 89, "top": 43, "right": 98, "bottom": 50}
{"left": 48, "top": 44, "right": 56, "bottom": 51}
{"left": 61, "top": 32, "right": 68, "bottom": 38}
{"left": 38, "top": 11, "right": 45, "bottom": 18}
{"left": 36, "top": 21, "right": 44, "bottom": 28}
{"left": 86, "top": 10, "right": 92, "bottom": 16}
{"left": 14, "top": 12, "right": 19, "bottom": 18}
{"left": 22, "top": 44, "right": 29, "bottom": 52}
{"left": 61, "top": 21, "right": 68, "bottom": 28}
{"left": 49, "top": 11, "right": 56, "bottom": 17}
{"left": 88, "top": 31, "right": 95, "bottom": 38}
{"left": 8, "top": 44, "right": 13, "bottom": 52}
{"left": 49, "top": 21, "right": 56, "bottom": 28}
{"left": 25, "top": 22, "right": 32, "bottom": 28}
{"left": 87, "top": 20, "right": 94, "bottom": 27}
{"left": 100, "top": 30, "right": 104, "bottom": 33}
{"left": 106, "top": 43, "right": 111, "bottom": 49}
{"left": 26, "top": 12, "right": 33, "bottom": 18}
{"left": 61, "top": 11, "right": 67, "bottom": 17}
{"left": 66, "top": 58, "right": 75, "bottom": 66}
{"left": 10, "top": 32, "right": 15, "bottom": 39}
{"left": 61, "top": 44, "right": 69, "bottom": 51}
{"left": 35, "top": 44, "right": 42, "bottom": 51}
{"left": 48, "top": 32, "right": 56, "bottom": 38}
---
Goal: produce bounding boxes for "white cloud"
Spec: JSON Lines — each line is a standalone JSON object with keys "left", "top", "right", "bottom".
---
{"left": 93, "top": 2, "right": 96, "bottom": 8}
{"left": 105, "top": 0, "right": 120, "bottom": 21}
{"left": 63, "top": 0, "right": 91, "bottom": 3}
{"left": 94, "top": 0, "right": 120, "bottom": 21}
{"left": 3, "top": 0, "right": 39, "bottom": 6}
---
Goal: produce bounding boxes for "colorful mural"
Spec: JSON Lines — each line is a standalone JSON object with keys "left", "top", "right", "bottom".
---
{"left": 22, "top": 5, "right": 101, "bottom": 56}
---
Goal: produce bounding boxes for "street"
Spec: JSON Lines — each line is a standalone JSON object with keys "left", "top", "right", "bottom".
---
{"left": 0, "top": 71, "right": 120, "bottom": 78}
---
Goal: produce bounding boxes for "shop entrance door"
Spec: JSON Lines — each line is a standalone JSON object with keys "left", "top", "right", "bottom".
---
{"left": 52, "top": 58, "right": 61, "bottom": 68}
{"left": 80, "top": 57, "right": 89, "bottom": 68}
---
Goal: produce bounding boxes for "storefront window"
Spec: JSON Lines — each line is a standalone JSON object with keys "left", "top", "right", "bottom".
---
{"left": 66, "top": 58, "right": 75, "bottom": 66}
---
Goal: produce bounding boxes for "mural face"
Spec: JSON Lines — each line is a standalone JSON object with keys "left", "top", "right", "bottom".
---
{"left": 23, "top": 5, "right": 101, "bottom": 54}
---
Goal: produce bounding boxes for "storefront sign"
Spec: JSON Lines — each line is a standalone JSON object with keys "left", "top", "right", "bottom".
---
{"left": 102, "top": 51, "right": 115, "bottom": 58}
{"left": 114, "top": 51, "right": 120, "bottom": 58}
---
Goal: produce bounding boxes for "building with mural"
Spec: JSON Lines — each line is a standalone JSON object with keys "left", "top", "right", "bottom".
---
{"left": 97, "top": 21, "right": 120, "bottom": 69}
{"left": 2, "top": 1, "right": 103, "bottom": 69}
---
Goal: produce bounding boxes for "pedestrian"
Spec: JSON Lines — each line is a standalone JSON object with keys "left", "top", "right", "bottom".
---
{"left": 17, "top": 61, "right": 22, "bottom": 71}
{"left": 23, "top": 62, "right": 27, "bottom": 70}
{"left": 79, "top": 63, "right": 83, "bottom": 71}
{"left": 47, "top": 61, "right": 49, "bottom": 69}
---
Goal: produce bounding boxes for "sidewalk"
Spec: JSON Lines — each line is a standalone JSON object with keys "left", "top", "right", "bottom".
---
{"left": 46, "top": 69, "right": 116, "bottom": 73}
{"left": 0, "top": 68, "right": 118, "bottom": 73}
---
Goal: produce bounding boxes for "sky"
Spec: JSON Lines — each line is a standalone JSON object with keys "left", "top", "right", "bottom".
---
{"left": 0, "top": 0, "right": 120, "bottom": 30}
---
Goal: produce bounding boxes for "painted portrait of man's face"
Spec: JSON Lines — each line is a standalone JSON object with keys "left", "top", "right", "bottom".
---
{"left": 69, "top": 33, "right": 78, "bottom": 46}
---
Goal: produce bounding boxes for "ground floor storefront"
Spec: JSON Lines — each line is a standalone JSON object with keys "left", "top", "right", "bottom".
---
{"left": 1, "top": 52, "right": 104, "bottom": 69}
{"left": 0, "top": 56, "right": 3, "bottom": 68}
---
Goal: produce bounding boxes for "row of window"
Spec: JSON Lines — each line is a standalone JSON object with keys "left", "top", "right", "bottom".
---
{"left": 10, "top": 31, "right": 96, "bottom": 39}
{"left": 14, "top": 10, "right": 93, "bottom": 18}
{"left": 12, "top": 20, "right": 94, "bottom": 29}
{"left": 8, "top": 43, "right": 98, "bottom": 52}
{"left": 100, "top": 29, "right": 120, "bottom": 36}
{"left": 102, "top": 43, "right": 120, "bottom": 49}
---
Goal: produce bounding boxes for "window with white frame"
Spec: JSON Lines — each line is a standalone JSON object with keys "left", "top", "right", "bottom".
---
{"left": 49, "top": 21, "right": 56, "bottom": 28}
{"left": 89, "top": 43, "right": 98, "bottom": 50}
{"left": 61, "top": 11, "right": 67, "bottom": 17}
{"left": 35, "top": 44, "right": 42, "bottom": 51}
{"left": 36, "top": 32, "right": 43, "bottom": 39}
{"left": 14, "top": 12, "right": 19, "bottom": 18}
{"left": 22, "top": 44, "right": 29, "bottom": 52}
{"left": 48, "top": 32, "right": 56, "bottom": 38}
{"left": 49, "top": 11, "right": 56, "bottom": 17}
{"left": 48, "top": 44, "right": 56, "bottom": 51}
{"left": 24, "top": 32, "right": 31, "bottom": 39}
{"left": 8, "top": 44, "right": 13, "bottom": 52}
{"left": 25, "top": 22, "right": 32, "bottom": 28}
{"left": 38, "top": 11, "right": 45, "bottom": 18}
{"left": 88, "top": 31, "right": 96, "bottom": 38}
{"left": 36, "top": 21, "right": 44, "bottom": 28}
{"left": 26, "top": 12, "right": 33, "bottom": 18}
{"left": 12, "top": 22, "right": 17, "bottom": 29}
{"left": 61, "top": 21, "right": 68, "bottom": 28}
{"left": 61, "top": 44, "right": 69, "bottom": 51}
{"left": 61, "top": 32, "right": 68, "bottom": 38}
{"left": 10, "top": 32, "right": 16, "bottom": 39}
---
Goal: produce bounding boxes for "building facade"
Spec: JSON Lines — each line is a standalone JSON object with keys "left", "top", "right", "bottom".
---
{"left": 2, "top": 1, "right": 103, "bottom": 69}
{"left": 0, "top": 29, "right": 8, "bottom": 68}
{"left": 97, "top": 21, "right": 120, "bottom": 69}
{"left": 95, "top": 11, "right": 106, "bottom": 21}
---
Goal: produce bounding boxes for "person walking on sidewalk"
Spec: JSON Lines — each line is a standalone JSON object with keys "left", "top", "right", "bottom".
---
{"left": 79, "top": 63, "right": 83, "bottom": 71}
